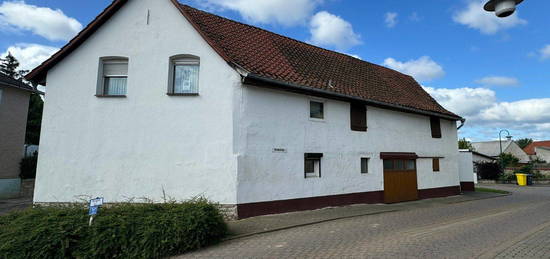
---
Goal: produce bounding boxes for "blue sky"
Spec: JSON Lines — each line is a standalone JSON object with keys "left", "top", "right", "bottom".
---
{"left": 1, "top": 0, "right": 549, "bottom": 141}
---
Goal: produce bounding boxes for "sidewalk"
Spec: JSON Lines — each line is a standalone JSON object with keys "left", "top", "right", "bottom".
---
{"left": 0, "top": 197, "right": 32, "bottom": 216}
{"left": 226, "top": 191, "right": 508, "bottom": 240}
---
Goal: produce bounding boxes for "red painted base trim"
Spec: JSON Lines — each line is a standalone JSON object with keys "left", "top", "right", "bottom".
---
{"left": 237, "top": 185, "right": 462, "bottom": 219}
{"left": 237, "top": 191, "right": 384, "bottom": 219}
{"left": 418, "top": 185, "right": 461, "bottom": 199}
{"left": 460, "top": 182, "right": 475, "bottom": 192}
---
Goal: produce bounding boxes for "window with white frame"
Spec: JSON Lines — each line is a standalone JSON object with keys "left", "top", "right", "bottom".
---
{"left": 98, "top": 58, "right": 128, "bottom": 96}
{"left": 304, "top": 153, "right": 322, "bottom": 178}
{"left": 169, "top": 55, "right": 200, "bottom": 95}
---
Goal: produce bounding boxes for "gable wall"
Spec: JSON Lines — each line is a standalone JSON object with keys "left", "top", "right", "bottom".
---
{"left": 34, "top": 0, "right": 241, "bottom": 204}
{"left": 504, "top": 142, "right": 530, "bottom": 163}
{"left": 235, "top": 86, "right": 460, "bottom": 204}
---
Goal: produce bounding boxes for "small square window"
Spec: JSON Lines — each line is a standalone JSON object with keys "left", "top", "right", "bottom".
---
{"left": 361, "top": 158, "right": 369, "bottom": 174}
{"left": 405, "top": 160, "right": 416, "bottom": 170}
{"left": 310, "top": 101, "right": 324, "bottom": 119}
{"left": 433, "top": 158, "right": 440, "bottom": 172}
{"left": 304, "top": 153, "right": 322, "bottom": 178}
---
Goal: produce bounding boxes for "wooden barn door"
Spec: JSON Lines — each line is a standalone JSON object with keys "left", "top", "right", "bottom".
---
{"left": 381, "top": 153, "right": 419, "bottom": 203}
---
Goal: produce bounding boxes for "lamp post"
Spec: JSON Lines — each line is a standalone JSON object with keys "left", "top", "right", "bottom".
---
{"left": 499, "top": 129, "right": 512, "bottom": 168}
{"left": 484, "top": 0, "right": 524, "bottom": 18}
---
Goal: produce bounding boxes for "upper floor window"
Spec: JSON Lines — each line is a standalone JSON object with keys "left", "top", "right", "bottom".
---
{"left": 168, "top": 55, "right": 199, "bottom": 95}
{"left": 430, "top": 116, "right": 441, "bottom": 138}
{"left": 97, "top": 57, "right": 128, "bottom": 97}
{"left": 350, "top": 103, "right": 367, "bottom": 131}
{"left": 310, "top": 101, "right": 324, "bottom": 119}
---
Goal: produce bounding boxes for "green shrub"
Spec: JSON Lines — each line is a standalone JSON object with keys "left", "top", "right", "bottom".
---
{"left": 498, "top": 172, "right": 516, "bottom": 181}
{"left": 19, "top": 151, "right": 38, "bottom": 179}
{"left": 0, "top": 199, "right": 227, "bottom": 258}
{"left": 475, "top": 161, "right": 503, "bottom": 180}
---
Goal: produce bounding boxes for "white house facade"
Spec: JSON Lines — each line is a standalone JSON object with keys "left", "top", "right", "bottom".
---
{"left": 28, "top": 0, "right": 465, "bottom": 218}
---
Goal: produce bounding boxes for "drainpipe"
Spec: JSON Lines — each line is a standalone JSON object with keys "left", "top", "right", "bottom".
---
{"left": 457, "top": 118, "right": 466, "bottom": 130}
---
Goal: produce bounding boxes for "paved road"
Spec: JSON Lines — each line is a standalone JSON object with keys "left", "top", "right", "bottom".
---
{"left": 181, "top": 185, "right": 550, "bottom": 258}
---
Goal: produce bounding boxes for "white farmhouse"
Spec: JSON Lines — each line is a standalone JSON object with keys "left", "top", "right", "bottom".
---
{"left": 27, "top": 0, "right": 467, "bottom": 218}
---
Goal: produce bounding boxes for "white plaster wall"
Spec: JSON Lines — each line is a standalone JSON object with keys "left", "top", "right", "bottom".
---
{"left": 535, "top": 148, "right": 550, "bottom": 162}
{"left": 34, "top": 0, "right": 241, "bottom": 204}
{"left": 236, "top": 86, "right": 460, "bottom": 204}
{"left": 458, "top": 151, "right": 475, "bottom": 182}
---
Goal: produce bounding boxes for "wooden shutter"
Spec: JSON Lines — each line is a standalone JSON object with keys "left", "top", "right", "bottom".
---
{"left": 350, "top": 103, "right": 367, "bottom": 131}
{"left": 430, "top": 117, "right": 441, "bottom": 138}
{"left": 432, "top": 158, "right": 440, "bottom": 172}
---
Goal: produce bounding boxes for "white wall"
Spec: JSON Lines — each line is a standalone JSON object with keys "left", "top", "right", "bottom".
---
{"left": 535, "top": 147, "right": 550, "bottom": 162}
{"left": 35, "top": 0, "right": 241, "bottom": 204}
{"left": 458, "top": 151, "right": 475, "bottom": 183}
{"left": 235, "top": 86, "right": 460, "bottom": 204}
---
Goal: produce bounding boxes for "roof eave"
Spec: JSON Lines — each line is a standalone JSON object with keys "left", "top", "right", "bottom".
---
{"left": 25, "top": 0, "right": 129, "bottom": 85}
{"left": 244, "top": 73, "right": 463, "bottom": 121}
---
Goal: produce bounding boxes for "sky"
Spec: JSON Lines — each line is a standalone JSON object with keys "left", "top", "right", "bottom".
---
{"left": 1, "top": 0, "right": 549, "bottom": 142}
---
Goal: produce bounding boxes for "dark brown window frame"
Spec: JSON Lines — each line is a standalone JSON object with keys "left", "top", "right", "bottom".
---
{"left": 304, "top": 153, "right": 323, "bottom": 178}
{"left": 350, "top": 103, "right": 367, "bottom": 131}
{"left": 432, "top": 158, "right": 440, "bottom": 172}
{"left": 430, "top": 116, "right": 442, "bottom": 138}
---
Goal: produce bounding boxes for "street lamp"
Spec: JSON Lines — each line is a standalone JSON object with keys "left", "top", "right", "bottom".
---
{"left": 484, "top": 0, "right": 524, "bottom": 18}
{"left": 499, "top": 129, "right": 512, "bottom": 157}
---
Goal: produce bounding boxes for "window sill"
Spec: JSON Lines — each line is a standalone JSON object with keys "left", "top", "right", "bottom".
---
{"left": 309, "top": 118, "right": 325, "bottom": 123}
{"left": 95, "top": 94, "right": 126, "bottom": 98}
{"left": 166, "top": 93, "right": 199, "bottom": 96}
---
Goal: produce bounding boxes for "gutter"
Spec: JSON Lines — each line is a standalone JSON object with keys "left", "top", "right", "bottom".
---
{"left": 457, "top": 118, "right": 466, "bottom": 130}
{"left": 243, "top": 73, "right": 464, "bottom": 121}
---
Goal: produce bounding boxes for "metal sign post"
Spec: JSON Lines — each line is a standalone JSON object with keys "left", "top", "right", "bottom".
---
{"left": 88, "top": 197, "right": 104, "bottom": 226}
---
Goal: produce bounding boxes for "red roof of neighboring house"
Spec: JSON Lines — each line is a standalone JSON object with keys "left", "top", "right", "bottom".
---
{"left": 523, "top": 141, "right": 550, "bottom": 155}
{"left": 26, "top": 0, "right": 461, "bottom": 120}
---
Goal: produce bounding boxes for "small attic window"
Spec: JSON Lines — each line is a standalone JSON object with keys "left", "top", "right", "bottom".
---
{"left": 168, "top": 55, "right": 200, "bottom": 95}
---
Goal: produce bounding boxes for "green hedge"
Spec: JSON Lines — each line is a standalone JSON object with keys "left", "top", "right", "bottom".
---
{"left": 0, "top": 199, "right": 227, "bottom": 258}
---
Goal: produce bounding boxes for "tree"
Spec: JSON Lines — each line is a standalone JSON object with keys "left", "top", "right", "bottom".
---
{"left": 25, "top": 93, "right": 43, "bottom": 145}
{"left": 0, "top": 52, "right": 28, "bottom": 80}
{"left": 458, "top": 138, "right": 475, "bottom": 151}
{"left": 498, "top": 153, "right": 520, "bottom": 168}
{"left": 516, "top": 138, "right": 533, "bottom": 149}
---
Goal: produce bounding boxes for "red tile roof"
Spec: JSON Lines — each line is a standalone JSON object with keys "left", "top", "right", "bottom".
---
{"left": 27, "top": 0, "right": 460, "bottom": 120}
{"left": 523, "top": 141, "right": 550, "bottom": 155}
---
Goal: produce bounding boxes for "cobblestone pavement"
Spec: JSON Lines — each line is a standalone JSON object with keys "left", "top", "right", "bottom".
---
{"left": 179, "top": 185, "right": 550, "bottom": 258}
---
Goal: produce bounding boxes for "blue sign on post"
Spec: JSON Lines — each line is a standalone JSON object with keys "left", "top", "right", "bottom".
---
{"left": 88, "top": 206, "right": 98, "bottom": 215}
{"left": 88, "top": 197, "right": 104, "bottom": 226}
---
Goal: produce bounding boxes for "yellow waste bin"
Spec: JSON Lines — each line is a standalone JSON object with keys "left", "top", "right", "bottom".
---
{"left": 516, "top": 173, "right": 527, "bottom": 186}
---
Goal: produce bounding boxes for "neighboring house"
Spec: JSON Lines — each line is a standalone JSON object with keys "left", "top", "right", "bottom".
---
{"left": 523, "top": 141, "right": 550, "bottom": 162}
{"left": 472, "top": 151, "right": 497, "bottom": 164}
{"left": 26, "top": 0, "right": 465, "bottom": 218}
{"left": 0, "top": 73, "right": 37, "bottom": 198}
{"left": 471, "top": 140, "right": 530, "bottom": 163}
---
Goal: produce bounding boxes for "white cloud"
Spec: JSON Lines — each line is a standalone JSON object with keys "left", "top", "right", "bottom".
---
{"left": 453, "top": 1, "right": 526, "bottom": 35}
{"left": 383, "top": 56, "right": 445, "bottom": 82}
{"left": 308, "top": 11, "right": 362, "bottom": 51}
{"left": 425, "top": 86, "right": 550, "bottom": 139}
{"left": 539, "top": 45, "right": 550, "bottom": 60}
{"left": 384, "top": 12, "right": 398, "bottom": 28}
{"left": 2, "top": 43, "right": 59, "bottom": 71}
{"left": 198, "top": 0, "right": 319, "bottom": 26}
{"left": 0, "top": 1, "right": 82, "bottom": 41}
{"left": 475, "top": 76, "right": 519, "bottom": 87}
{"left": 423, "top": 87, "right": 496, "bottom": 117}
